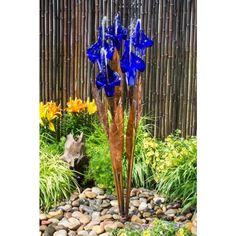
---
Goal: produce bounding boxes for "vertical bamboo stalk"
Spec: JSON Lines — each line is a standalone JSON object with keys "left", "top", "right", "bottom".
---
{"left": 40, "top": 0, "right": 45, "bottom": 102}
{"left": 74, "top": 0, "right": 78, "bottom": 97}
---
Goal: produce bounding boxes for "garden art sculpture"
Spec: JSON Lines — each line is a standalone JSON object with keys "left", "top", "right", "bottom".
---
{"left": 87, "top": 14, "right": 153, "bottom": 220}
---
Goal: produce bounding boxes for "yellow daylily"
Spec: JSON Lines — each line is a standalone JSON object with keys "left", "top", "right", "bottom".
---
{"left": 119, "top": 233, "right": 127, "bottom": 236}
{"left": 176, "top": 228, "right": 185, "bottom": 236}
{"left": 66, "top": 97, "right": 86, "bottom": 113}
{"left": 39, "top": 102, "right": 47, "bottom": 126}
{"left": 86, "top": 98, "right": 97, "bottom": 115}
{"left": 39, "top": 101, "right": 61, "bottom": 132}
{"left": 143, "top": 230, "right": 150, "bottom": 236}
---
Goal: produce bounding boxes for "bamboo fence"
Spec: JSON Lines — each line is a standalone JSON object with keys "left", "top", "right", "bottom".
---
{"left": 40, "top": 0, "right": 197, "bottom": 139}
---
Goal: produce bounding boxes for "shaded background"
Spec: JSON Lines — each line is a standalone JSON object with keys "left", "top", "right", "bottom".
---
{"left": 40, "top": 0, "right": 197, "bottom": 138}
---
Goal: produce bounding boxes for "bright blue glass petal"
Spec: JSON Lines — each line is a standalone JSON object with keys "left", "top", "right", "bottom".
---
{"left": 125, "top": 67, "right": 137, "bottom": 86}
{"left": 96, "top": 72, "right": 106, "bottom": 89}
{"left": 87, "top": 39, "right": 102, "bottom": 63}
{"left": 104, "top": 85, "right": 115, "bottom": 97}
{"left": 131, "top": 52, "right": 146, "bottom": 72}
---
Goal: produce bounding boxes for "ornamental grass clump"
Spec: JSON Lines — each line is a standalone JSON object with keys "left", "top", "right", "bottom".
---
{"left": 40, "top": 140, "right": 78, "bottom": 211}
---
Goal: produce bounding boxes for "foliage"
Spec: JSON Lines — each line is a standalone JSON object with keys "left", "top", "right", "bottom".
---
{"left": 123, "top": 116, "right": 155, "bottom": 189}
{"left": 84, "top": 115, "right": 155, "bottom": 192}
{"left": 40, "top": 138, "right": 78, "bottom": 211}
{"left": 84, "top": 120, "right": 114, "bottom": 192}
{"left": 145, "top": 130, "right": 197, "bottom": 211}
{"left": 112, "top": 219, "right": 193, "bottom": 236}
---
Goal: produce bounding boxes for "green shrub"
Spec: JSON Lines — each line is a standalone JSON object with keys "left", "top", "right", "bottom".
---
{"left": 112, "top": 219, "right": 193, "bottom": 236}
{"left": 84, "top": 115, "right": 155, "bottom": 192}
{"left": 40, "top": 139, "right": 78, "bottom": 211}
{"left": 60, "top": 112, "right": 97, "bottom": 138}
{"left": 145, "top": 130, "right": 197, "bottom": 211}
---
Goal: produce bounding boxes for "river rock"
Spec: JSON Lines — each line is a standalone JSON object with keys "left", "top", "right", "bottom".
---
{"left": 101, "top": 200, "right": 110, "bottom": 208}
{"left": 79, "top": 205, "right": 93, "bottom": 214}
{"left": 68, "top": 231, "right": 77, "bottom": 236}
{"left": 92, "top": 224, "right": 105, "bottom": 234}
{"left": 47, "top": 210, "right": 63, "bottom": 219}
{"left": 70, "top": 192, "right": 80, "bottom": 202}
{"left": 110, "top": 200, "right": 118, "bottom": 207}
{"left": 40, "top": 214, "right": 48, "bottom": 221}
{"left": 53, "top": 230, "right": 67, "bottom": 236}
{"left": 85, "top": 191, "right": 97, "bottom": 199}
{"left": 68, "top": 217, "right": 81, "bottom": 230}
{"left": 92, "top": 187, "right": 104, "bottom": 195}
{"left": 77, "top": 230, "right": 89, "bottom": 236}
{"left": 96, "top": 195, "right": 107, "bottom": 200}
{"left": 84, "top": 212, "right": 100, "bottom": 230}
{"left": 165, "top": 209, "right": 177, "bottom": 217}
{"left": 100, "top": 214, "right": 112, "bottom": 221}
{"left": 40, "top": 225, "right": 47, "bottom": 232}
{"left": 72, "top": 211, "right": 91, "bottom": 225}
{"left": 131, "top": 199, "right": 140, "bottom": 207}
{"left": 44, "top": 225, "right": 56, "bottom": 236}
{"left": 131, "top": 215, "right": 143, "bottom": 224}
{"left": 79, "top": 193, "right": 86, "bottom": 199}
{"left": 138, "top": 202, "right": 147, "bottom": 211}
{"left": 58, "top": 204, "right": 72, "bottom": 212}
{"left": 72, "top": 200, "right": 80, "bottom": 207}
{"left": 175, "top": 215, "right": 186, "bottom": 222}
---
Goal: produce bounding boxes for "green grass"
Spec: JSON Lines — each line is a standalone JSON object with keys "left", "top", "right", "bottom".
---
{"left": 40, "top": 138, "right": 78, "bottom": 212}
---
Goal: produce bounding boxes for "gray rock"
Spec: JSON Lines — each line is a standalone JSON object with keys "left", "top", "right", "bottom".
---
{"left": 77, "top": 230, "right": 89, "bottom": 236}
{"left": 165, "top": 209, "right": 177, "bottom": 217}
{"left": 67, "top": 217, "right": 81, "bottom": 230}
{"left": 101, "top": 200, "right": 111, "bottom": 208}
{"left": 53, "top": 230, "right": 67, "bottom": 236}
{"left": 79, "top": 205, "right": 93, "bottom": 214}
{"left": 79, "top": 199, "right": 90, "bottom": 206}
{"left": 72, "top": 200, "right": 80, "bottom": 207}
{"left": 84, "top": 212, "right": 100, "bottom": 230}
{"left": 44, "top": 225, "right": 56, "bottom": 236}
{"left": 138, "top": 202, "right": 147, "bottom": 211}
{"left": 72, "top": 211, "right": 91, "bottom": 225}
{"left": 92, "top": 187, "right": 104, "bottom": 195}
{"left": 139, "top": 197, "right": 147, "bottom": 203}
{"left": 68, "top": 231, "right": 77, "bottom": 236}
{"left": 58, "top": 204, "right": 72, "bottom": 212}
{"left": 153, "top": 196, "right": 165, "bottom": 204}
{"left": 88, "top": 231, "right": 97, "bottom": 236}
{"left": 131, "top": 199, "right": 140, "bottom": 207}
{"left": 110, "top": 200, "right": 118, "bottom": 207}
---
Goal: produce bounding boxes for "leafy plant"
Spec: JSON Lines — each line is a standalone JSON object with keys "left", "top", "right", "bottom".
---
{"left": 84, "top": 115, "right": 155, "bottom": 192}
{"left": 145, "top": 130, "right": 197, "bottom": 212}
{"left": 40, "top": 139, "right": 78, "bottom": 211}
{"left": 112, "top": 219, "right": 193, "bottom": 236}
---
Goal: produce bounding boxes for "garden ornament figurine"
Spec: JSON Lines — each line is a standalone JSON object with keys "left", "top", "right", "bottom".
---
{"left": 87, "top": 14, "right": 153, "bottom": 219}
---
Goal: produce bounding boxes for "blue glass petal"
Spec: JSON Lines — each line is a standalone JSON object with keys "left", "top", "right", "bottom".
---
{"left": 125, "top": 67, "right": 137, "bottom": 86}
{"left": 96, "top": 72, "right": 106, "bottom": 89}
{"left": 107, "top": 65, "right": 121, "bottom": 85}
{"left": 106, "top": 15, "right": 128, "bottom": 50}
{"left": 104, "top": 85, "right": 115, "bottom": 97}
{"left": 87, "top": 39, "right": 102, "bottom": 63}
{"left": 120, "top": 39, "right": 131, "bottom": 73}
{"left": 131, "top": 52, "right": 146, "bottom": 72}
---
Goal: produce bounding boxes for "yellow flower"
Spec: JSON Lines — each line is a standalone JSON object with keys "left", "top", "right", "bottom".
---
{"left": 39, "top": 102, "right": 47, "bottom": 126}
{"left": 46, "top": 101, "right": 61, "bottom": 121}
{"left": 176, "top": 228, "right": 184, "bottom": 236}
{"left": 143, "top": 230, "right": 150, "bottom": 236}
{"left": 119, "top": 233, "right": 127, "bottom": 236}
{"left": 66, "top": 97, "right": 86, "bottom": 113}
{"left": 39, "top": 101, "right": 61, "bottom": 132}
{"left": 86, "top": 98, "right": 97, "bottom": 115}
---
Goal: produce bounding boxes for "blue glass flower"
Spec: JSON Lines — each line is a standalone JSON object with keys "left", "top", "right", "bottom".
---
{"left": 96, "top": 64, "right": 121, "bottom": 97}
{"left": 120, "top": 40, "right": 146, "bottom": 86}
{"left": 87, "top": 27, "right": 114, "bottom": 64}
{"left": 132, "top": 20, "right": 154, "bottom": 57}
{"left": 106, "top": 15, "right": 128, "bottom": 50}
